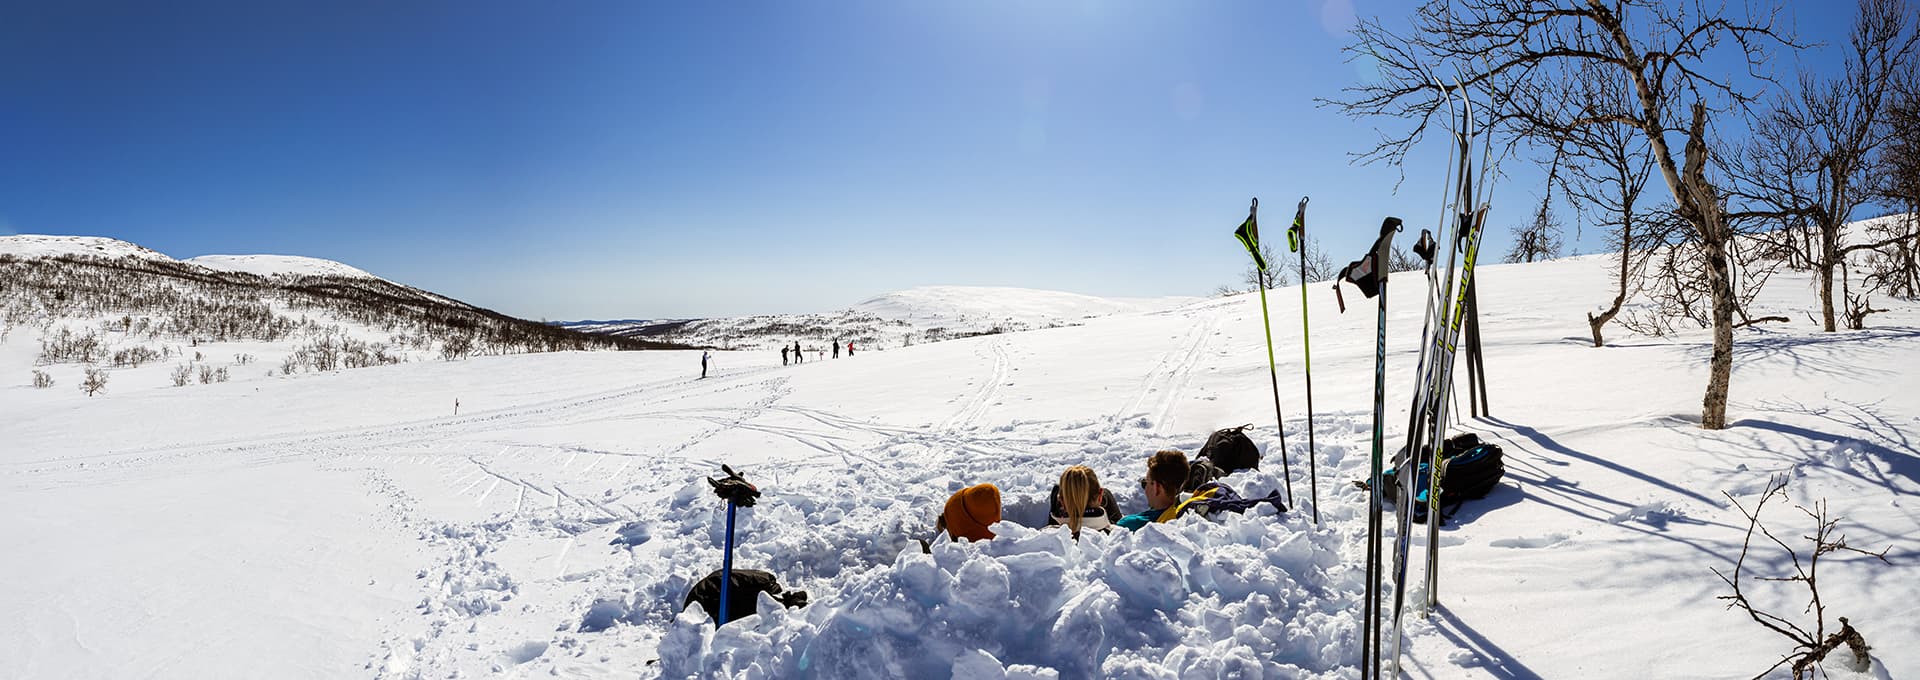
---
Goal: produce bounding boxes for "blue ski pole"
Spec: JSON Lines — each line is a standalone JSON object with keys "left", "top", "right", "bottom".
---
{"left": 719, "top": 500, "right": 738, "bottom": 625}
{"left": 706, "top": 464, "right": 760, "bottom": 627}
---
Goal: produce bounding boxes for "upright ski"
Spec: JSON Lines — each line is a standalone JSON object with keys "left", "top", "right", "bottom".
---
{"left": 1424, "top": 80, "right": 1499, "bottom": 610}
{"left": 1387, "top": 75, "right": 1475, "bottom": 675}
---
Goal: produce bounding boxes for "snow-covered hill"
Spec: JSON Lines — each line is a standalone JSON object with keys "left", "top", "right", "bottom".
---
{"left": 3, "top": 247, "right": 1917, "bottom": 679}
{"left": 0, "top": 234, "right": 674, "bottom": 401}
{"left": 577, "top": 285, "right": 1198, "bottom": 351}
{"left": 0, "top": 234, "right": 175, "bottom": 263}
{"left": 185, "top": 253, "right": 385, "bottom": 280}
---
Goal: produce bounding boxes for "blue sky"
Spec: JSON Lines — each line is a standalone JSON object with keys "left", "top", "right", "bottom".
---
{"left": 0, "top": 1, "right": 1860, "bottom": 320}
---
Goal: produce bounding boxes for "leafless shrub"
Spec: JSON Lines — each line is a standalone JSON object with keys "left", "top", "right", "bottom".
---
{"left": 111, "top": 346, "right": 162, "bottom": 368}
{"left": 32, "top": 370, "right": 53, "bottom": 389}
{"left": 80, "top": 368, "right": 107, "bottom": 396}
{"left": 441, "top": 334, "right": 473, "bottom": 361}
{"left": 172, "top": 364, "right": 193, "bottom": 387}
{"left": 1716, "top": 475, "right": 1889, "bottom": 679}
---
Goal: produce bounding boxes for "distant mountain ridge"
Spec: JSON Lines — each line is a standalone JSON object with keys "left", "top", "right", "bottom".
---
{"left": 570, "top": 286, "right": 1199, "bottom": 351}
{"left": 0, "top": 235, "right": 386, "bottom": 280}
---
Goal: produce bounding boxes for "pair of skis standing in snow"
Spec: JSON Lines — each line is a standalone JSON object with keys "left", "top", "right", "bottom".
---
{"left": 1233, "top": 81, "right": 1492, "bottom": 679}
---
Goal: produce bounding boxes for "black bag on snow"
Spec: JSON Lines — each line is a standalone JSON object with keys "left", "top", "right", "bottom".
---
{"left": 683, "top": 568, "right": 809, "bottom": 627}
{"left": 1199, "top": 425, "right": 1262, "bottom": 474}
{"left": 1380, "top": 434, "right": 1503, "bottom": 524}
{"left": 1185, "top": 459, "right": 1227, "bottom": 492}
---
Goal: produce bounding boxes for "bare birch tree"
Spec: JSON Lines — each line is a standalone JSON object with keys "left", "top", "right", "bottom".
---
{"left": 1558, "top": 73, "right": 1658, "bottom": 346}
{"left": 1330, "top": 0, "right": 1801, "bottom": 429}
{"left": 1731, "top": 0, "right": 1920, "bottom": 331}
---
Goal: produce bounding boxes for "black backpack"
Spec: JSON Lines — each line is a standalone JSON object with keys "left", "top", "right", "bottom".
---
{"left": 683, "top": 568, "right": 809, "bottom": 627}
{"left": 1199, "top": 425, "right": 1261, "bottom": 474}
{"left": 1381, "top": 433, "right": 1504, "bottom": 524}
{"left": 1185, "top": 459, "right": 1226, "bottom": 492}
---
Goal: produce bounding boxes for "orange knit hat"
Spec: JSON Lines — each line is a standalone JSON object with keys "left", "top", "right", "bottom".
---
{"left": 943, "top": 483, "right": 1001, "bottom": 542}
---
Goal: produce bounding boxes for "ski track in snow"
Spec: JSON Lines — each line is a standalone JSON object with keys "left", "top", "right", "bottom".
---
{"left": 1119, "top": 308, "right": 1219, "bottom": 434}
{"left": 941, "top": 339, "right": 1010, "bottom": 432}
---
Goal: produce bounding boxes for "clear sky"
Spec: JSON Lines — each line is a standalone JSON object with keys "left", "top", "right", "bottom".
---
{"left": 0, "top": 1, "right": 1860, "bottom": 320}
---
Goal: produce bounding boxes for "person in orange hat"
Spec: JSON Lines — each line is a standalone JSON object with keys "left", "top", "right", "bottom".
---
{"left": 934, "top": 483, "right": 1002, "bottom": 543}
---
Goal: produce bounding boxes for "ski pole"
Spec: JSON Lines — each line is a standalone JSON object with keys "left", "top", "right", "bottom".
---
{"left": 706, "top": 464, "right": 761, "bottom": 627}
{"left": 1336, "top": 216, "right": 1401, "bottom": 680}
{"left": 1287, "top": 196, "right": 1320, "bottom": 524}
{"left": 1234, "top": 198, "right": 1294, "bottom": 507}
{"left": 719, "top": 500, "right": 737, "bottom": 625}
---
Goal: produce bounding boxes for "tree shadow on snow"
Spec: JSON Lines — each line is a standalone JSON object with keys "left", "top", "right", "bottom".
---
{"left": 1681, "top": 325, "right": 1920, "bottom": 381}
{"left": 1467, "top": 416, "right": 1740, "bottom": 560}
{"left": 1421, "top": 606, "right": 1547, "bottom": 680}
{"left": 1480, "top": 415, "right": 1718, "bottom": 506}
{"left": 1729, "top": 400, "right": 1920, "bottom": 499}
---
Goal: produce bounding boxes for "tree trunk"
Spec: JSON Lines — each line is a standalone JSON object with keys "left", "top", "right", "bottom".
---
{"left": 1819, "top": 258, "right": 1837, "bottom": 332}
{"left": 1703, "top": 236, "right": 1736, "bottom": 429}
{"left": 1819, "top": 223, "right": 1838, "bottom": 332}
{"left": 1589, "top": 232, "right": 1634, "bottom": 347}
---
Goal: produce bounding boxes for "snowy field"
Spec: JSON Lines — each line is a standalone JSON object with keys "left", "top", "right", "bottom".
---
{"left": 3, "top": 254, "right": 1918, "bottom": 679}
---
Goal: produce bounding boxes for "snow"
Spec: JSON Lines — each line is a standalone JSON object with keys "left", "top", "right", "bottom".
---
{"left": 0, "top": 234, "right": 174, "bottom": 262}
{"left": 4, "top": 248, "right": 1919, "bottom": 678}
{"left": 0, "top": 234, "right": 384, "bottom": 281}
{"left": 185, "top": 254, "right": 383, "bottom": 280}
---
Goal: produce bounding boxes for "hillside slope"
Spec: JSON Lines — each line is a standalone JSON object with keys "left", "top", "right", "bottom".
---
{"left": 0, "top": 235, "right": 680, "bottom": 397}
{"left": 2, "top": 251, "right": 1916, "bottom": 679}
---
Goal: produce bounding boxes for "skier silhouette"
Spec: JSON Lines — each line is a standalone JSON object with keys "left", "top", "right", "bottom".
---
{"left": 781, "top": 346, "right": 789, "bottom": 366}
{"left": 701, "top": 350, "right": 710, "bottom": 379}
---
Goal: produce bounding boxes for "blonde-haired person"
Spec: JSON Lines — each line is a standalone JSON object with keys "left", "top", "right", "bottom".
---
{"left": 1047, "top": 465, "right": 1123, "bottom": 538}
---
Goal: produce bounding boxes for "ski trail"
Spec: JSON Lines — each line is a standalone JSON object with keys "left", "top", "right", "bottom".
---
{"left": 939, "top": 340, "right": 1010, "bottom": 431}
{"left": 552, "top": 540, "right": 574, "bottom": 578}
{"left": 1117, "top": 309, "right": 1219, "bottom": 432}
{"left": 1145, "top": 310, "right": 1219, "bottom": 434}
{"left": 9, "top": 367, "right": 773, "bottom": 474}
{"left": 475, "top": 479, "right": 501, "bottom": 506}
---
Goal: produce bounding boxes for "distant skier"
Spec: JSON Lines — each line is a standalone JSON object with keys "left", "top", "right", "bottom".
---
{"left": 847, "top": 341, "right": 855, "bottom": 356}
{"left": 792, "top": 341, "right": 803, "bottom": 364}
{"left": 832, "top": 340, "right": 840, "bottom": 359}
{"left": 781, "top": 345, "right": 789, "bottom": 366}
{"left": 701, "top": 350, "right": 711, "bottom": 379}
